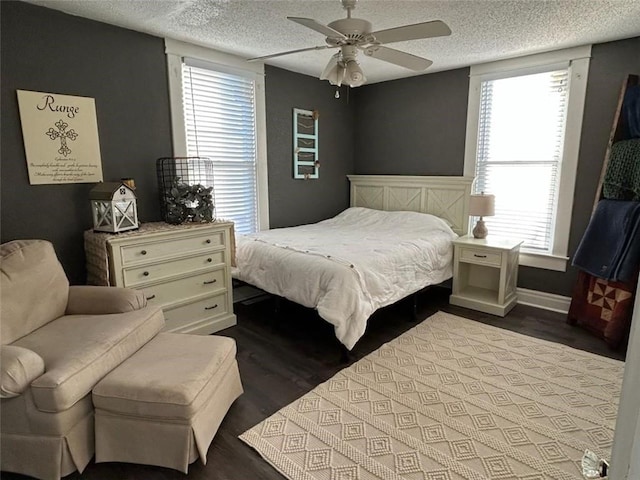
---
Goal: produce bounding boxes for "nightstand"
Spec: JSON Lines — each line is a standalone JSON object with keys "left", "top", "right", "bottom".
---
{"left": 449, "top": 235, "right": 523, "bottom": 316}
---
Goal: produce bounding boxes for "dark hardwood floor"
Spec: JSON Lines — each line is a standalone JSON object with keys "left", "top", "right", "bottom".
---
{"left": 2, "top": 287, "right": 626, "bottom": 480}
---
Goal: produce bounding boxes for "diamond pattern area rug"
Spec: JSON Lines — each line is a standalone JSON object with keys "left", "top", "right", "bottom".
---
{"left": 239, "top": 312, "right": 625, "bottom": 480}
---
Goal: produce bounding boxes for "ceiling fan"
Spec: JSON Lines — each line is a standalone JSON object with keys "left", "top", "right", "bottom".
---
{"left": 248, "top": 0, "right": 451, "bottom": 88}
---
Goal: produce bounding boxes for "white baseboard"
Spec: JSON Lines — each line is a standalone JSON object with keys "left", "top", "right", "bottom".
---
{"left": 517, "top": 287, "right": 571, "bottom": 314}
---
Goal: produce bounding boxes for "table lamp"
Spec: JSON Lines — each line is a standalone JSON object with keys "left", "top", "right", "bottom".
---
{"left": 469, "top": 192, "right": 495, "bottom": 239}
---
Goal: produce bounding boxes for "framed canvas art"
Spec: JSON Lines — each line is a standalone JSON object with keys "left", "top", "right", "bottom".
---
{"left": 17, "top": 90, "right": 103, "bottom": 184}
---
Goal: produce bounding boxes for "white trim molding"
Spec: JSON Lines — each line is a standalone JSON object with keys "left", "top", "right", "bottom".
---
{"left": 164, "top": 38, "right": 270, "bottom": 231}
{"left": 610, "top": 284, "right": 640, "bottom": 479}
{"left": 517, "top": 287, "right": 571, "bottom": 314}
{"left": 165, "top": 38, "right": 264, "bottom": 75}
{"left": 519, "top": 252, "right": 570, "bottom": 272}
{"left": 468, "top": 45, "right": 592, "bottom": 78}
{"left": 464, "top": 45, "right": 592, "bottom": 272}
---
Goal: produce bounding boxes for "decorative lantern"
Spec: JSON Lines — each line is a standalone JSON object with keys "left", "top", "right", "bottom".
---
{"left": 90, "top": 182, "right": 139, "bottom": 233}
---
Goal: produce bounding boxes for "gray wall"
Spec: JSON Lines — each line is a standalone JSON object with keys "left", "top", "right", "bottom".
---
{"left": 265, "top": 65, "right": 355, "bottom": 228}
{"left": 353, "top": 68, "right": 469, "bottom": 175}
{"left": 353, "top": 37, "right": 640, "bottom": 296}
{"left": 1, "top": 1, "right": 173, "bottom": 284}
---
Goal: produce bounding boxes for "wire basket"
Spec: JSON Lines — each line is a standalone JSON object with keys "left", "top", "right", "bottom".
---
{"left": 156, "top": 157, "right": 216, "bottom": 224}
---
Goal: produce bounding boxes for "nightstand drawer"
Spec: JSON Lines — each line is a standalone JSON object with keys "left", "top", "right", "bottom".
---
{"left": 119, "top": 231, "right": 224, "bottom": 265}
{"left": 459, "top": 247, "right": 502, "bottom": 267}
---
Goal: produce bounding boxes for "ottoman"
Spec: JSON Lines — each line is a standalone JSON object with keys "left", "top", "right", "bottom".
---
{"left": 92, "top": 333, "right": 243, "bottom": 473}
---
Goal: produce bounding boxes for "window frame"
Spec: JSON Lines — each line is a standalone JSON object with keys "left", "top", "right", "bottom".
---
{"left": 463, "top": 45, "right": 591, "bottom": 272}
{"left": 165, "top": 38, "right": 269, "bottom": 231}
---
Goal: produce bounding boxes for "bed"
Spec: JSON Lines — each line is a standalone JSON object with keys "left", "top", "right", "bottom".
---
{"left": 233, "top": 175, "right": 473, "bottom": 350}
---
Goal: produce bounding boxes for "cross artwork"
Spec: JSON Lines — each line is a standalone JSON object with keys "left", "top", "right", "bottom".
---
{"left": 45, "top": 119, "right": 78, "bottom": 157}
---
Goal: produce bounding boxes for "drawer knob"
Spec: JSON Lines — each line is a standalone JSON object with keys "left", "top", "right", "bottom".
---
{"left": 141, "top": 250, "right": 147, "bottom": 255}
{"left": 206, "top": 239, "right": 211, "bottom": 244}
{"left": 207, "top": 258, "right": 213, "bottom": 263}
{"left": 203, "top": 279, "right": 217, "bottom": 285}
{"left": 473, "top": 254, "right": 487, "bottom": 258}
{"left": 143, "top": 271, "right": 150, "bottom": 276}
{"left": 205, "top": 304, "right": 219, "bottom": 310}
{"left": 146, "top": 294, "right": 156, "bottom": 300}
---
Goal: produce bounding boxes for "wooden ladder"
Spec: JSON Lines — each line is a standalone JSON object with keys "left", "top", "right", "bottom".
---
{"left": 592, "top": 74, "right": 639, "bottom": 214}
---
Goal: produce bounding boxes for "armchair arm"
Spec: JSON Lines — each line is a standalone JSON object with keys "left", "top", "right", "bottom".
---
{"left": 66, "top": 286, "right": 147, "bottom": 315}
{"left": 1, "top": 345, "right": 45, "bottom": 398}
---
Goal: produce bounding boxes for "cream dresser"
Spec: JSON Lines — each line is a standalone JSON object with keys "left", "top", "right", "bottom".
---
{"left": 84, "top": 221, "right": 236, "bottom": 335}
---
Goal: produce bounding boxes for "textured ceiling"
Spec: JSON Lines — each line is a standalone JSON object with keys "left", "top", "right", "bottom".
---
{"left": 24, "top": 0, "right": 640, "bottom": 84}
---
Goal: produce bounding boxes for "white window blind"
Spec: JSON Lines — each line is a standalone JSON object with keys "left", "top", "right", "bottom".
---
{"left": 182, "top": 60, "right": 258, "bottom": 234}
{"left": 474, "top": 69, "right": 569, "bottom": 253}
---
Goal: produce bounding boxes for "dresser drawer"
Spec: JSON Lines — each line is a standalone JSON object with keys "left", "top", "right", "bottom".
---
{"left": 163, "top": 293, "right": 228, "bottom": 330}
{"left": 459, "top": 247, "right": 502, "bottom": 267}
{"left": 123, "top": 251, "right": 225, "bottom": 287}
{"left": 119, "top": 230, "right": 224, "bottom": 265}
{"left": 141, "top": 268, "right": 226, "bottom": 307}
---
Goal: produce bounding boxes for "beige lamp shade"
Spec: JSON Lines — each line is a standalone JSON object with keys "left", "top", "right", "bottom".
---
{"left": 469, "top": 193, "right": 495, "bottom": 217}
{"left": 469, "top": 193, "right": 495, "bottom": 239}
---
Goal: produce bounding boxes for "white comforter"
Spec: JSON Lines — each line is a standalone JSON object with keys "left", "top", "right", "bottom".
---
{"left": 234, "top": 207, "right": 457, "bottom": 350}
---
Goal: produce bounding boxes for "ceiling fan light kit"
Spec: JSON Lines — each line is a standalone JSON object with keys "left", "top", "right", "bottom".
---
{"left": 248, "top": 0, "right": 451, "bottom": 90}
{"left": 321, "top": 46, "right": 366, "bottom": 89}
{"left": 345, "top": 60, "right": 365, "bottom": 86}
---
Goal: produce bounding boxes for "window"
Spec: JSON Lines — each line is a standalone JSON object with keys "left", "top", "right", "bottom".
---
{"left": 165, "top": 39, "right": 269, "bottom": 234}
{"left": 464, "top": 46, "right": 591, "bottom": 271}
{"left": 182, "top": 62, "right": 258, "bottom": 233}
{"left": 475, "top": 69, "right": 568, "bottom": 252}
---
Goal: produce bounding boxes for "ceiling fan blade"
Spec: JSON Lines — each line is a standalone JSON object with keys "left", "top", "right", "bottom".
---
{"left": 363, "top": 46, "right": 433, "bottom": 71}
{"left": 248, "top": 45, "right": 335, "bottom": 62}
{"left": 288, "top": 17, "right": 347, "bottom": 39}
{"left": 371, "top": 20, "right": 451, "bottom": 44}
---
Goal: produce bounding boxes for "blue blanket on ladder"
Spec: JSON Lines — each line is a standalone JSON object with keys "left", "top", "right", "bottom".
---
{"left": 573, "top": 199, "right": 640, "bottom": 282}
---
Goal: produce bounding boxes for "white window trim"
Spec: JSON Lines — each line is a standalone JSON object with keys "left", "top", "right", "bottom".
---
{"left": 164, "top": 38, "right": 270, "bottom": 231}
{"left": 464, "top": 45, "right": 591, "bottom": 272}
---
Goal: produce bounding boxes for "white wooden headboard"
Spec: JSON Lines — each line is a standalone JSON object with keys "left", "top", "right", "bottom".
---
{"left": 348, "top": 175, "right": 474, "bottom": 236}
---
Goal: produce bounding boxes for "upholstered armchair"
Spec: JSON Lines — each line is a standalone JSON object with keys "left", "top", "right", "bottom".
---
{"left": 1, "top": 239, "right": 165, "bottom": 480}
